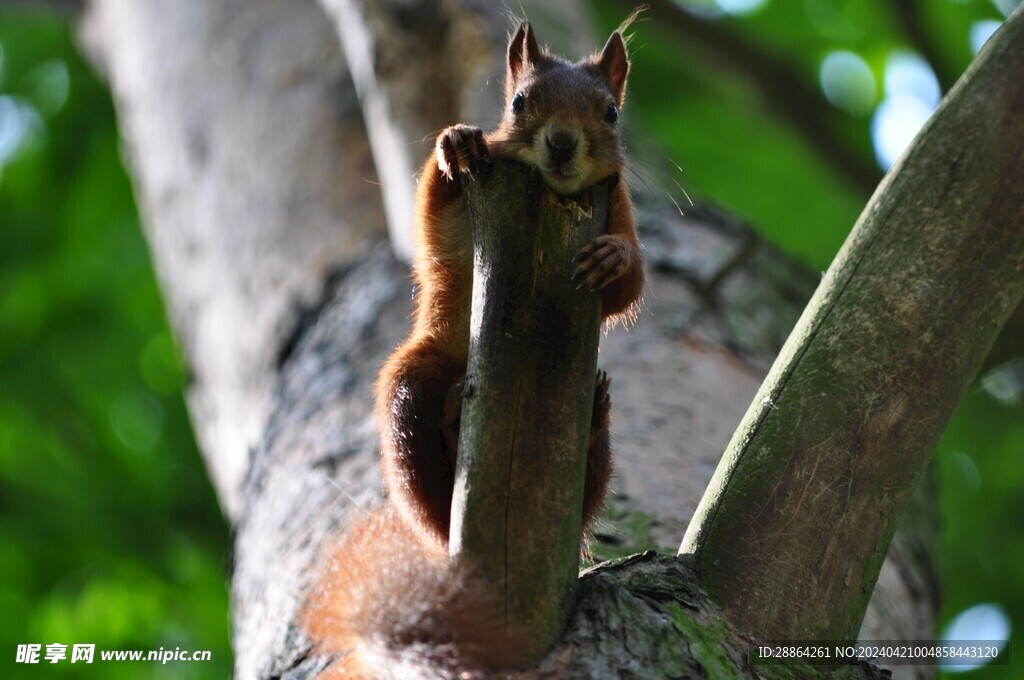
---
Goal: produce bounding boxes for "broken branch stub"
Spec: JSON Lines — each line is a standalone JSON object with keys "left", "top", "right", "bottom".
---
{"left": 450, "top": 159, "right": 610, "bottom": 665}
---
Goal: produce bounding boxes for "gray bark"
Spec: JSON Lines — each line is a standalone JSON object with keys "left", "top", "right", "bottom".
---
{"left": 80, "top": 0, "right": 385, "bottom": 519}
{"left": 312, "top": 0, "right": 499, "bottom": 260}
{"left": 77, "top": 0, "right": 941, "bottom": 677}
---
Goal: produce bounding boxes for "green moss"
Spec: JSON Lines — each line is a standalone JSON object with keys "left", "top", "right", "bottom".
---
{"left": 670, "top": 603, "right": 744, "bottom": 680}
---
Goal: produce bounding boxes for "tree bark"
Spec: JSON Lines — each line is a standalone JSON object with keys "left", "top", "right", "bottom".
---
{"left": 76, "top": 0, "right": 947, "bottom": 677}
{"left": 450, "top": 161, "right": 608, "bottom": 664}
{"left": 79, "top": 0, "right": 384, "bottom": 519}
{"left": 311, "top": 0, "right": 499, "bottom": 260}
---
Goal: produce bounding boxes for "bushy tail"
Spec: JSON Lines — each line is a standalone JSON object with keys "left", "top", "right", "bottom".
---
{"left": 302, "top": 508, "right": 525, "bottom": 679}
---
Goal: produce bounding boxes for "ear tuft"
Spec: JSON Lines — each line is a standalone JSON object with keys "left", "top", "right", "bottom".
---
{"left": 507, "top": 21, "right": 542, "bottom": 88}
{"left": 598, "top": 31, "right": 629, "bottom": 106}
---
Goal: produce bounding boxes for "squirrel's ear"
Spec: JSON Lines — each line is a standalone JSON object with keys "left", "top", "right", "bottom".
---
{"left": 507, "top": 21, "right": 542, "bottom": 87}
{"left": 598, "top": 31, "right": 629, "bottom": 105}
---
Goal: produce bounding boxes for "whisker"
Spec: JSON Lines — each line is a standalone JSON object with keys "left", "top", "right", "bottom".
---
{"left": 667, "top": 191, "right": 685, "bottom": 217}
{"left": 672, "top": 177, "right": 694, "bottom": 206}
{"left": 322, "top": 472, "right": 370, "bottom": 510}
{"left": 412, "top": 129, "right": 447, "bottom": 146}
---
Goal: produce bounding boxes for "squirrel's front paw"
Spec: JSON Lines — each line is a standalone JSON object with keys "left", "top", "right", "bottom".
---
{"left": 437, "top": 125, "right": 489, "bottom": 180}
{"left": 573, "top": 235, "right": 631, "bottom": 291}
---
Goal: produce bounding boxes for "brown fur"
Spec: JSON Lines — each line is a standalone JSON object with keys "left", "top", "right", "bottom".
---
{"left": 303, "top": 509, "right": 525, "bottom": 679}
{"left": 305, "top": 21, "right": 644, "bottom": 674}
{"left": 381, "top": 21, "right": 643, "bottom": 546}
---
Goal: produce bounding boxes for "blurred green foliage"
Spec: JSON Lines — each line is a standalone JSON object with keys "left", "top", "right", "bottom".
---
{"left": 1, "top": 1, "right": 1020, "bottom": 679}
{"left": 0, "top": 9, "right": 231, "bottom": 680}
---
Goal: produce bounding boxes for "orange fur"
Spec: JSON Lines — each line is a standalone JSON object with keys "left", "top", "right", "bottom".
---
{"left": 305, "top": 20, "right": 645, "bottom": 674}
{"left": 379, "top": 21, "right": 644, "bottom": 546}
{"left": 303, "top": 509, "right": 524, "bottom": 678}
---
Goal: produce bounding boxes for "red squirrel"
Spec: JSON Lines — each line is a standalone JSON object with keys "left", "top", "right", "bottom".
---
{"left": 305, "top": 21, "right": 644, "bottom": 677}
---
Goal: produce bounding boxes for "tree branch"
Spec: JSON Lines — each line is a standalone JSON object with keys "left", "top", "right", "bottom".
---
{"left": 449, "top": 160, "right": 608, "bottom": 665}
{"left": 681, "top": 5, "right": 1024, "bottom": 642}
{"left": 313, "top": 0, "right": 503, "bottom": 261}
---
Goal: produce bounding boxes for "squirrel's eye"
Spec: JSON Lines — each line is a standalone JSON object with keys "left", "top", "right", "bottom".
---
{"left": 604, "top": 103, "right": 619, "bottom": 124}
{"left": 511, "top": 92, "right": 525, "bottom": 115}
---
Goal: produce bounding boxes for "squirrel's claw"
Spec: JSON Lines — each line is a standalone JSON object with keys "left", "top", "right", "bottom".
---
{"left": 437, "top": 125, "right": 489, "bottom": 180}
{"left": 573, "top": 235, "right": 629, "bottom": 291}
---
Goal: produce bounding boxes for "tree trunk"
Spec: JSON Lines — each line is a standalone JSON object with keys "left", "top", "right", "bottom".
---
{"left": 77, "top": 0, "right": 951, "bottom": 677}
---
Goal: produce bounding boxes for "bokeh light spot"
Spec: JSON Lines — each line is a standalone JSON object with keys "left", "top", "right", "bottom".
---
{"left": 26, "top": 60, "right": 70, "bottom": 116}
{"left": 883, "top": 51, "right": 940, "bottom": 107}
{"left": 820, "top": 50, "right": 876, "bottom": 115}
{"left": 948, "top": 451, "right": 981, "bottom": 496}
{"left": 871, "top": 94, "right": 932, "bottom": 170}
{"left": 0, "top": 95, "right": 43, "bottom": 167}
{"left": 870, "top": 51, "right": 941, "bottom": 170}
{"left": 992, "top": 0, "right": 1020, "bottom": 18}
{"left": 981, "top": 357, "right": 1024, "bottom": 406}
{"left": 109, "top": 390, "right": 165, "bottom": 454}
{"left": 969, "top": 20, "right": 1002, "bottom": 54}
{"left": 715, "top": 0, "right": 769, "bottom": 16}
{"left": 940, "top": 603, "right": 1011, "bottom": 671}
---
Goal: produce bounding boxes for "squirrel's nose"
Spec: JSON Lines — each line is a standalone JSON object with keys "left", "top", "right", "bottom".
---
{"left": 545, "top": 129, "right": 578, "bottom": 165}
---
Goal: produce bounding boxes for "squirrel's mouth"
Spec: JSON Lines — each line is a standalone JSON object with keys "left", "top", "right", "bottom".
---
{"left": 546, "top": 164, "right": 581, "bottom": 182}
{"left": 543, "top": 164, "right": 590, "bottom": 194}
{"left": 543, "top": 169, "right": 581, "bottom": 194}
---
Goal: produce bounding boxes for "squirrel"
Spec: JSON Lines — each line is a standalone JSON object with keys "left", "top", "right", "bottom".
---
{"left": 304, "top": 20, "right": 644, "bottom": 678}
